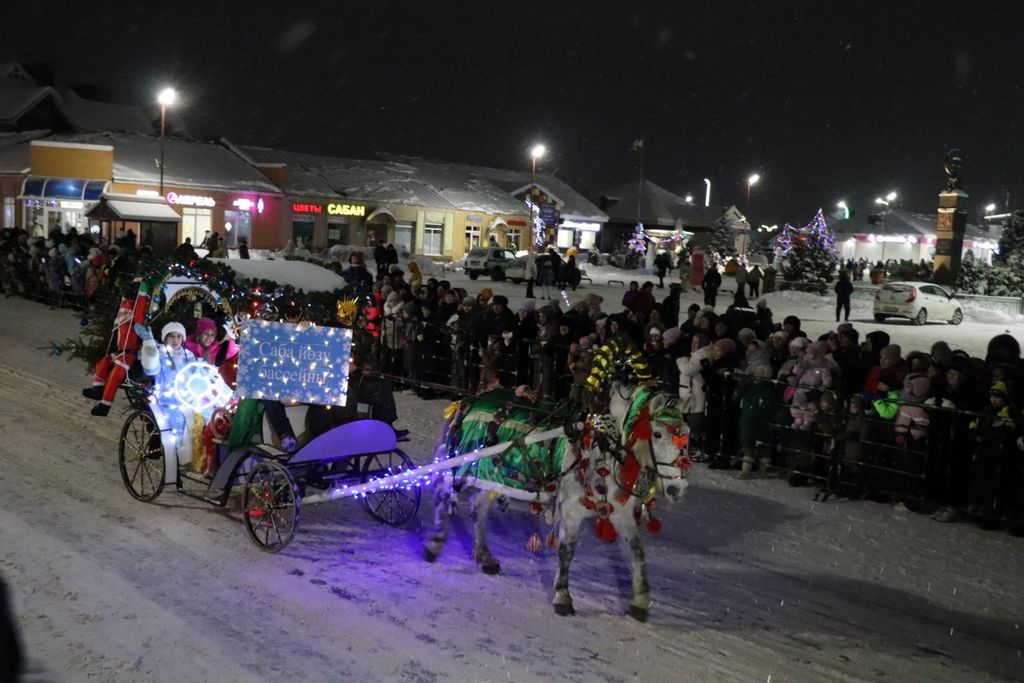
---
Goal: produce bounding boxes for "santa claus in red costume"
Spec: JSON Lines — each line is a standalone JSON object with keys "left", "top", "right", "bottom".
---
{"left": 82, "top": 282, "right": 150, "bottom": 416}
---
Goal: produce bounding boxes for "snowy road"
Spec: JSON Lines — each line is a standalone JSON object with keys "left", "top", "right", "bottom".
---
{"left": 2, "top": 293, "right": 1023, "bottom": 682}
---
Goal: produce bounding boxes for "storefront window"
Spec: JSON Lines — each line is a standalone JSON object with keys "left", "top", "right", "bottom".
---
{"left": 578, "top": 230, "right": 597, "bottom": 250}
{"left": 464, "top": 225, "right": 481, "bottom": 252}
{"left": 556, "top": 228, "right": 574, "bottom": 249}
{"left": 3, "top": 198, "right": 15, "bottom": 228}
{"left": 506, "top": 228, "right": 521, "bottom": 251}
{"left": 394, "top": 222, "right": 414, "bottom": 254}
{"left": 424, "top": 223, "right": 443, "bottom": 256}
{"left": 292, "top": 216, "right": 315, "bottom": 246}
{"left": 181, "top": 207, "right": 212, "bottom": 246}
{"left": 327, "top": 217, "right": 349, "bottom": 246}
{"left": 23, "top": 199, "right": 92, "bottom": 237}
{"left": 224, "top": 210, "right": 251, "bottom": 248}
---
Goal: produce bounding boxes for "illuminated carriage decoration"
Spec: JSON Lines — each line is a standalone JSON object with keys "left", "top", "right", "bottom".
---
{"left": 117, "top": 273, "right": 420, "bottom": 553}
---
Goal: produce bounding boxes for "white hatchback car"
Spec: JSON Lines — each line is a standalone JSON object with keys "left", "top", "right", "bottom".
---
{"left": 873, "top": 282, "right": 963, "bottom": 325}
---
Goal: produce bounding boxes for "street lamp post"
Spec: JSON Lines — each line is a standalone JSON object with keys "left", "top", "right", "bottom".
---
{"left": 703, "top": 178, "right": 711, "bottom": 207}
{"left": 837, "top": 200, "right": 850, "bottom": 219}
{"left": 746, "top": 173, "right": 760, "bottom": 206}
{"left": 529, "top": 144, "right": 546, "bottom": 251}
{"left": 157, "top": 87, "right": 176, "bottom": 196}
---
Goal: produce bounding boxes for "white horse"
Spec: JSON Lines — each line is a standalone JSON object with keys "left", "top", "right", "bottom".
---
{"left": 424, "top": 385, "right": 690, "bottom": 621}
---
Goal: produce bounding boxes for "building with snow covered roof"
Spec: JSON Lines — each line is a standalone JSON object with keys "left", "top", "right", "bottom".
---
{"left": 0, "top": 63, "right": 74, "bottom": 133}
{"left": 0, "top": 131, "right": 282, "bottom": 250}
{"left": 230, "top": 144, "right": 535, "bottom": 259}
{"left": 438, "top": 163, "right": 608, "bottom": 251}
{"left": 597, "top": 178, "right": 749, "bottom": 252}
{"left": 830, "top": 210, "right": 1000, "bottom": 264}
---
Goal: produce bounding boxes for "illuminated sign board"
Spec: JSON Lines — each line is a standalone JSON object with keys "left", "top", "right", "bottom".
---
{"left": 292, "top": 203, "right": 322, "bottom": 214}
{"left": 506, "top": 219, "right": 527, "bottom": 227}
{"left": 166, "top": 191, "right": 216, "bottom": 207}
{"left": 562, "top": 220, "right": 601, "bottom": 232}
{"left": 327, "top": 203, "right": 366, "bottom": 217}
{"left": 235, "top": 321, "right": 352, "bottom": 406}
{"left": 232, "top": 197, "right": 265, "bottom": 214}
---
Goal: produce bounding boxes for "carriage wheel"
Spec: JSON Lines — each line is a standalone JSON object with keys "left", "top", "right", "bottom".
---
{"left": 118, "top": 410, "right": 166, "bottom": 502}
{"left": 242, "top": 459, "right": 301, "bottom": 553}
{"left": 360, "top": 449, "right": 422, "bottom": 527}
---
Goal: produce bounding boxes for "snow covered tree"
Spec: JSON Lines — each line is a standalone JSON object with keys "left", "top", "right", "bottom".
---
{"left": 956, "top": 210, "right": 1024, "bottom": 295}
{"left": 777, "top": 208, "right": 840, "bottom": 284}
{"left": 995, "top": 209, "right": 1024, "bottom": 263}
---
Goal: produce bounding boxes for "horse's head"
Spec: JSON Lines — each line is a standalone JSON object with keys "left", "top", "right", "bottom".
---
{"left": 646, "top": 393, "right": 690, "bottom": 503}
{"left": 611, "top": 387, "right": 691, "bottom": 504}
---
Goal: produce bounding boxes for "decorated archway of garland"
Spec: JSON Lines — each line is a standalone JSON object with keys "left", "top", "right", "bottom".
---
{"left": 58, "top": 255, "right": 359, "bottom": 367}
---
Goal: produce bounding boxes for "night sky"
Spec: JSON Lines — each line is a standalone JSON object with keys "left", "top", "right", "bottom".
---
{"left": 8, "top": 1, "right": 1024, "bottom": 226}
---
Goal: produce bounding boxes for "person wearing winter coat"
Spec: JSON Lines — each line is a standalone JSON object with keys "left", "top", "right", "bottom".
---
{"left": 654, "top": 251, "right": 671, "bottom": 288}
{"left": 342, "top": 252, "right": 374, "bottom": 293}
{"left": 621, "top": 280, "right": 641, "bottom": 312}
{"left": 702, "top": 264, "right": 722, "bottom": 308}
{"left": 678, "top": 333, "right": 713, "bottom": 458}
{"left": 373, "top": 241, "right": 388, "bottom": 276}
{"left": 185, "top": 317, "right": 240, "bottom": 389}
{"left": 747, "top": 265, "right": 764, "bottom": 298}
{"left": 735, "top": 363, "right": 776, "bottom": 477}
{"left": 524, "top": 253, "right": 538, "bottom": 299}
{"left": 660, "top": 283, "right": 682, "bottom": 328}
{"left": 894, "top": 353, "right": 932, "bottom": 447}
{"left": 834, "top": 270, "right": 854, "bottom": 322}
{"left": 380, "top": 291, "right": 407, "bottom": 378}
{"left": 968, "top": 381, "right": 1019, "bottom": 529}
{"left": 766, "top": 330, "right": 790, "bottom": 377}
{"left": 726, "top": 290, "right": 758, "bottom": 333}
{"left": 923, "top": 355, "right": 977, "bottom": 521}
{"left": 701, "top": 337, "right": 740, "bottom": 468}
{"left": 139, "top": 321, "right": 200, "bottom": 467}
{"left": 406, "top": 260, "right": 423, "bottom": 290}
{"left": 789, "top": 341, "right": 833, "bottom": 431}
{"left": 754, "top": 299, "right": 774, "bottom": 340}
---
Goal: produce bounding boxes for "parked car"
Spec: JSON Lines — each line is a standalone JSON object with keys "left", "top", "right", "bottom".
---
{"left": 873, "top": 282, "right": 963, "bottom": 325}
{"left": 464, "top": 247, "right": 517, "bottom": 280}
{"left": 504, "top": 253, "right": 550, "bottom": 283}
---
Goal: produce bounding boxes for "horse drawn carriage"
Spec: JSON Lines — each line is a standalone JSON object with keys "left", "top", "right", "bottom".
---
{"left": 106, "top": 261, "right": 691, "bottom": 618}
{"left": 112, "top": 268, "right": 420, "bottom": 552}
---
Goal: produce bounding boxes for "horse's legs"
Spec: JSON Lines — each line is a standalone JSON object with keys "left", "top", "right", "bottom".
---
{"left": 423, "top": 475, "right": 452, "bottom": 562}
{"left": 470, "top": 491, "right": 500, "bottom": 574}
{"left": 619, "top": 523, "right": 651, "bottom": 622}
{"left": 552, "top": 500, "right": 587, "bottom": 616}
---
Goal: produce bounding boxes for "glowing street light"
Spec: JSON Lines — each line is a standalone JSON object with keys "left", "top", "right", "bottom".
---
{"left": 875, "top": 191, "right": 898, "bottom": 207}
{"left": 704, "top": 178, "right": 711, "bottom": 207}
{"left": 684, "top": 194, "right": 693, "bottom": 203}
{"left": 529, "top": 143, "right": 546, "bottom": 250}
{"left": 157, "top": 87, "right": 177, "bottom": 195}
{"left": 746, "top": 174, "right": 760, "bottom": 206}
{"left": 836, "top": 200, "right": 850, "bottom": 219}
{"left": 985, "top": 203, "right": 997, "bottom": 213}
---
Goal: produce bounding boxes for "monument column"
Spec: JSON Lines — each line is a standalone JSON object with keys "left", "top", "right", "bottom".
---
{"left": 933, "top": 149, "right": 968, "bottom": 286}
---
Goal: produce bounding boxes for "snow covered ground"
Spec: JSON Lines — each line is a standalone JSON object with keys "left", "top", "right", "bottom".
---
{"left": 1, "top": 287, "right": 1024, "bottom": 682}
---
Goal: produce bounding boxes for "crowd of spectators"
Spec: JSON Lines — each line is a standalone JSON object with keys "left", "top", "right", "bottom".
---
{"left": 349, "top": 252, "right": 1022, "bottom": 536}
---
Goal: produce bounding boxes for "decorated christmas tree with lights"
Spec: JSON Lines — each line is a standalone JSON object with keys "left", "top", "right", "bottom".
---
{"left": 778, "top": 208, "right": 840, "bottom": 284}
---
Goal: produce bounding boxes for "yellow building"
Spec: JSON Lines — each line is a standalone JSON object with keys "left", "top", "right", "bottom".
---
{"left": 231, "top": 145, "right": 534, "bottom": 259}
